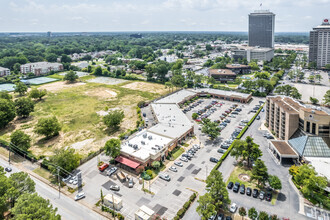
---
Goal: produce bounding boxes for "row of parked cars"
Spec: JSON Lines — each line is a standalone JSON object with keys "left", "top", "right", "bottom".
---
{"left": 228, "top": 181, "right": 273, "bottom": 201}
{"left": 160, "top": 144, "right": 201, "bottom": 182}
{"left": 195, "top": 100, "right": 221, "bottom": 121}
{"left": 183, "top": 99, "right": 204, "bottom": 113}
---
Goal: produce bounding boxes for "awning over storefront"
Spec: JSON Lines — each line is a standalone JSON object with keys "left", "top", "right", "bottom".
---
{"left": 115, "top": 156, "right": 140, "bottom": 169}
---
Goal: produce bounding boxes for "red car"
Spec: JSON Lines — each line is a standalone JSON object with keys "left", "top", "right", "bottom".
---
{"left": 98, "top": 163, "right": 109, "bottom": 172}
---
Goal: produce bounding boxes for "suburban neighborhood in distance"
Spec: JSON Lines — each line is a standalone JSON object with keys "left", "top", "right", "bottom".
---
{"left": 0, "top": 1, "right": 329, "bottom": 220}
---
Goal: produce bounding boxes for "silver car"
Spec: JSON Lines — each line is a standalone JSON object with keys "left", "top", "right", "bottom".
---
{"left": 169, "top": 166, "right": 177, "bottom": 172}
{"left": 74, "top": 192, "right": 85, "bottom": 201}
{"left": 110, "top": 185, "right": 120, "bottom": 191}
{"left": 180, "top": 157, "right": 188, "bottom": 162}
{"left": 174, "top": 161, "right": 183, "bottom": 167}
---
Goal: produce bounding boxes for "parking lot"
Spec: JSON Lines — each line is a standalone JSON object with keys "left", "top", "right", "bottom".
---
{"left": 75, "top": 96, "right": 266, "bottom": 219}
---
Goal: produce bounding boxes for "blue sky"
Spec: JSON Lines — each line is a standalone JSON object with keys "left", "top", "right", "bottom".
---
{"left": 1, "top": 0, "right": 329, "bottom": 32}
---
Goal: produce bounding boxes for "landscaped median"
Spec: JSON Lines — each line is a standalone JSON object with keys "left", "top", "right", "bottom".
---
{"left": 173, "top": 193, "right": 197, "bottom": 220}
{"left": 247, "top": 103, "right": 265, "bottom": 126}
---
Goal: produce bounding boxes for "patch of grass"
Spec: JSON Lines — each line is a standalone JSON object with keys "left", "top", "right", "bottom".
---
{"left": 48, "top": 73, "right": 65, "bottom": 80}
{"left": 142, "top": 188, "right": 155, "bottom": 195}
{"left": 172, "top": 148, "right": 185, "bottom": 160}
{"left": 182, "top": 143, "right": 189, "bottom": 147}
{"left": 0, "top": 147, "right": 9, "bottom": 158}
{"left": 33, "top": 167, "right": 52, "bottom": 181}
{"left": 226, "top": 166, "right": 257, "bottom": 189}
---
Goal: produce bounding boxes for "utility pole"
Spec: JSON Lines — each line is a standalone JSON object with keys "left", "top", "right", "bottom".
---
{"left": 8, "top": 144, "right": 10, "bottom": 165}
{"left": 57, "top": 167, "right": 60, "bottom": 199}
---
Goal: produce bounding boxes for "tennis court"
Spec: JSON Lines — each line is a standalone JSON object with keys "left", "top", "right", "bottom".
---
{"left": 0, "top": 83, "right": 16, "bottom": 92}
{"left": 21, "top": 77, "right": 58, "bottom": 85}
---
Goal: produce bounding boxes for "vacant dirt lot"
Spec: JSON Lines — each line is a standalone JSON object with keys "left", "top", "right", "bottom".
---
{"left": 38, "top": 81, "right": 86, "bottom": 92}
{"left": 84, "top": 88, "right": 117, "bottom": 100}
{"left": 122, "top": 81, "right": 168, "bottom": 95}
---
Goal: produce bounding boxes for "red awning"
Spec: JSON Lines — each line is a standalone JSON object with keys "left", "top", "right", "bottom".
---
{"left": 115, "top": 156, "right": 140, "bottom": 169}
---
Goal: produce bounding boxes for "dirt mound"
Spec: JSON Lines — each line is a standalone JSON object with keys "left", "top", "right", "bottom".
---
{"left": 122, "top": 82, "right": 167, "bottom": 94}
{"left": 238, "top": 173, "right": 251, "bottom": 182}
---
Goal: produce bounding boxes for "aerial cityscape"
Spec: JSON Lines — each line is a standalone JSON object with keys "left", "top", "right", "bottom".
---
{"left": 0, "top": 1, "right": 329, "bottom": 220}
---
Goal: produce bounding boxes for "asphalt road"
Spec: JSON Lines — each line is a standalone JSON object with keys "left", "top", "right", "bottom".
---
{"left": 0, "top": 157, "right": 106, "bottom": 220}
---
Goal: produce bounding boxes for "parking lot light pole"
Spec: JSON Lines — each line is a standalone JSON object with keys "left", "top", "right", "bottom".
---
{"left": 57, "top": 167, "right": 60, "bottom": 199}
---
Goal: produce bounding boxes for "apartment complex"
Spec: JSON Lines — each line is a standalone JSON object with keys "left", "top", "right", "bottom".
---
{"left": 20, "top": 62, "right": 63, "bottom": 76}
{"left": 0, "top": 67, "right": 10, "bottom": 77}
{"left": 232, "top": 47, "right": 274, "bottom": 62}
{"left": 309, "top": 19, "right": 330, "bottom": 67}
{"left": 266, "top": 96, "right": 330, "bottom": 140}
{"left": 249, "top": 10, "right": 275, "bottom": 48}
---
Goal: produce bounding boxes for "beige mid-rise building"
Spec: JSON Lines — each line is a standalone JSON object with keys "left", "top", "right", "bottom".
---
{"left": 266, "top": 96, "right": 330, "bottom": 140}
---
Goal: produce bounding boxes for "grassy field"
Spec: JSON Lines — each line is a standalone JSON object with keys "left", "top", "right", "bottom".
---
{"left": 0, "top": 78, "right": 169, "bottom": 158}
{"left": 172, "top": 147, "right": 185, "bottom": 160}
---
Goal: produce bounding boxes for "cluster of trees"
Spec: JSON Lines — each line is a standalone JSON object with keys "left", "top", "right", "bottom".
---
{"left": 289, "top": 164, "right": 329, "bottom": 210}
{"left": 0, "top": 168, "right": 60, "bottom": 219}
{"left": 196, "top": 170, "right": 230, "bottom": 219}
{"left": 201, "top": 118, "right": 220, "bottom": 140}
{"left": 324, "top": 90, "right": 330, "bottom": 106}
{"left": 103, "top": 110, "right": 125, "bottom": 131}
{"left": 237, "top": 207, "right": 280, "bottom": 220}
{"left": 231, "top": 137, "right": 282, "bottom": 190}
{"left": 264, "top": 52, "right": 297, "bottom": 71}
{"left": 63, "top": 70, "right": 79, "bottom": 83}
{"left": 274, "top": 85, "right": 302, "bottom": 100}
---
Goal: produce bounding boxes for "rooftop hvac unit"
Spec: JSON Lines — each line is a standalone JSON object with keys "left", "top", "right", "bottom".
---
{"left": 151, "top": 147, "right": 158, "bottom": 150}
{"left": 148, "top": 135, "right": 152, "bottom": 140}
{"left": 128, "top": 143, "right": 132, "bottom": 147}
{"left": 133, "top": 145, "right": 138, "bottom": 150}
{"left": 317, "top": 107, "right": 321, "bottom": 111}
{"left": 141, "top": 141, "right": 145, "bottom": 145}
{"left": 143, "top": 133, "right": 147, "bottom": 138}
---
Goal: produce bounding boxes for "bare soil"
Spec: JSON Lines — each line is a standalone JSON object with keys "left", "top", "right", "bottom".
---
{"left": 38, "top": 81, "right": 86, "bottom": 92}
{"left": 121, "top": 82, "right": 168, "bottom": 94}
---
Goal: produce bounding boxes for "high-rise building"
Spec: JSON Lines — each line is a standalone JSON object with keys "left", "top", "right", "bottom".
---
{"left": 47, "top": 31, "right": 52, "bottom": 38}
{"left": 309, "top": 19, "right": 330, "bottom": 68}
{"left": 248, "top": 10, "right": 275, "bottom": 48}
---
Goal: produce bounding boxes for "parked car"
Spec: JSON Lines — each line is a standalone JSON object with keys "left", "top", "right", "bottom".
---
{"left": 217, "top": 213, "right": 224, "bottom": 220}
{"left": 210, "top": 157, "right": 219, "bottom": 163}
{"left": 169, "top": 166, "right": 177, "bottom": 172}
{"left": 193, "top": 144, "right": 200, "bottom": 149}
{"left": 62, "top": 175, "right": 72, "bottom": 182}
{"left": 256, "top": 116, "right": 260, "bottom": 120}
{"left": 252, "top": 189, "right": 259, "bottom": 198}
{"left": 233, "top": 182, "right": 240, "bottom": 193}
{"left": 217, "top": 149, "right": 225, "bottom": 153}
{"left": 259, "top": 191, "right": 265, "bottom": 200}
{"left": 110, "top": 185, "right": 120, "bottom": 191}
{"left": 227, "top": 181, "right": 234, "bottom": 189}
{"left": 240, "top": 184, "right": 245, "bottom": 194}
{"left": 74, "top": 192, "right": 85, "bottom": 201}
{"left": 98, "top": 163, "right": 109, "bottom": 172}
{"left": 174, "top": 161, "right": 183, "bottom": 167}
{"left": 225, "top": 217, "right": 232, "bottom": 220}
{"left": 246, "top": 187, "right": 252, "bottom": 196}
{"left": 229, "top": 203, "right": 238, "bottom": 213}
{"left": 159, "top": 173, "right": 171, "bottom": 181}
{"left": 107, "top": 167, "right": 118, "bottom": 176}
{"left": 266, "top": 192, "right": 272, "bottom": 201}
{"left": 180, "top": 157, "right": 188, "bottom": 162}
{"left": 208, "top": 215, "right": 216, "bottom": 220}
{"left": 128, "top": 178, "right": 134, "bottom": 188}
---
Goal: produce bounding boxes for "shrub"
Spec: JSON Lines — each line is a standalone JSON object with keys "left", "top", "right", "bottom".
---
{"left": 146, "top": 170, "right": 153, "bottom": 177}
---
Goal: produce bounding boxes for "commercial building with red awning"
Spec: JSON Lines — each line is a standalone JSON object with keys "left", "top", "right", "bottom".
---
{"left": 115, "top": 156, "right": 140, "bottom": 170}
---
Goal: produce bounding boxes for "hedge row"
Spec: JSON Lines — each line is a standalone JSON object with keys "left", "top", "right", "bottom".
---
{"left": 101, "top": 205, "right": 124, "bottom": 220}
{"left": 236, "top": 126, "right": 248, "bottom": 139}
{"left": 212, "top": 140, "right": 238, "bottom": 171}
{"left": 173, "top": 193, "right": 197, "bottom": 220}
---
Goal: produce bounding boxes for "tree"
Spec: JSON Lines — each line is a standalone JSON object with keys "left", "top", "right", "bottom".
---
{"left": 248, "top": 207, "right": 258, "bottom": 220}
{"left": 151, "top": 161, "right": 161, "bottom": 170}
{"left": 254, "top": 71, "right": 270, "bottom": 79}
{"left": 325, "top": 64, "right": 330, "bottom": 70}
{"left": 205, "top": 170, "right": 231, "bottom": 211}
{"left": 64, "top": 70, "right": 79, "bottom": 83}
{"left": 248, "top": 62, "right": 259, "bottom": 71}
{"left": 104, "top": 138, "right": 121, "bottom": 159}
{"left": 0, "top": 98, "right": 16, "bottom": 129}
{"left": 29, "top": 88, "right": 47, "bottom": 100}
{"left": 268, "top": 175, "right": 282, "bottom": 190}
{"left": 230, "top": 136, "right": 262, "bottom": 168}
{"left": 258, "top": 211, "right": 269, "bottom": 220}
{"left": 49, "top": 147, "right": 81, "bottom": 174}
{"left": 0, "top": 91, "right": 12, "bottom": 100}
{"left": 251, "top": 159, "right": 268, "bottom": 187}
{"left": 238, "top": 207, "right": 247, "bottom": 219}
{"left": 192, "top": 113, "right": 198, "bottom": 120}
{"left": 34, "top": 116, "right": 61, "bottom": 139}
{"left": 103, "top": 110, "right": 124, "bottom": 130}
{"left": 156, "top": 63, "right": 168, "bottom": 82}
{"left": 201, "top": 119, "right": 220, "bottom": 140}
{"left": 206, "top": 44, "right": 213, "bottom": 51}
{"left": 164, "top": 82, "right": 174, "bottom": 92}
{"left": 11, "top": 193, "right": 61, "bottom": 220}
{"left": 10, "top": 130, "right": 31, "bottom": 152}
{"left": 315, "top": 74, "right": 322, "bottom": 83}
{"left": 310, "top": 97, "right": 319, "bottom": 105}
{"left": 324, "top": 90, "right": 330, "bottom": 105}
{"left": 61, "top": 54, "right": 72, "bottom": 63}
{"left": 308, "top": 75, "right": 315, "bottom": 82}
{"left": 7, "top": 172, "right": 35, "bottom": 207}
{"left": 196, "top": 193, "right": 216, "bottom": 220}
{"left": 14, "top": 82, "right": 28, "bottom": 96}
{"left": 171, "top": 74, "right": 185, "bottom": 88}
{"left": 93, "top": 66, "right": 103, "bottom": 75}
{"left": 15, "top": 97, "right": 35, "bottom": 118}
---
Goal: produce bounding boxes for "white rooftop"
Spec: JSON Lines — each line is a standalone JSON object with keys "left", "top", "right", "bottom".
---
{"left": 151, "top": 103, "right": 193, "bottom": 126}
{"left": 121, "top": 130, "right": 173, "bottom": 161}
{"left": 148, "top": 123, "right": 192, "bottom": 140}
{"left": 305, "top": 157, "right": 330, "bottom": 180}
{"left": 0, "top": 67, "right": 9, "bottom": 71}
{"left": 155, "top": 90, "right": 197, "bottom": 104}
{"left": 191, "top": 88, "right": 251, "bottom": 99}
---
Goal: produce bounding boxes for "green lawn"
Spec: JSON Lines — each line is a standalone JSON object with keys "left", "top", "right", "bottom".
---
{"left": 33, "top": 167, "right": 52, "bottom": 181}
{"left": 227, "top": 166, "right": 256, "bottom": 189}
{"left": 172, "top": 147, "right": 185, "bottom": 160}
